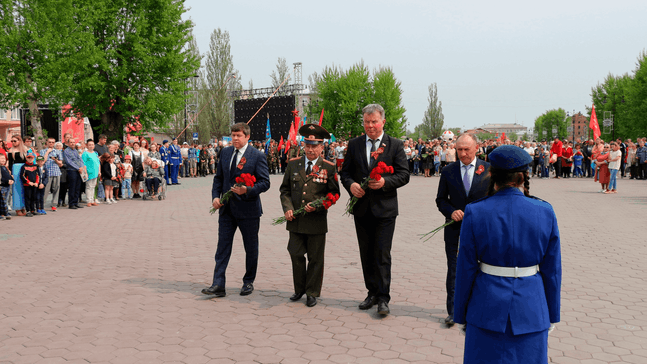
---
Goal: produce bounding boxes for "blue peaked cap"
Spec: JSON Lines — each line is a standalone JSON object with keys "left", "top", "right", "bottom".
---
{"left": 488, "top": 145, "right": 533, "bottom": 172}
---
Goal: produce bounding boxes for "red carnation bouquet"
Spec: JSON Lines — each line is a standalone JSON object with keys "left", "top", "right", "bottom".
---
{"left": 210, "top": 173, "right": 256, "bottom": 215}
{"left": 272, "top": 193, "right": 340, "bottom": 225}
{"left": 344, "top": 161, "right": 394, "bottom": 216}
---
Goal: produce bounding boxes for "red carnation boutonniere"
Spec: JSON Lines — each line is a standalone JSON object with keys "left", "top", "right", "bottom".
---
{"left": 371, "top": 147, "right": 384, "bottom": 160}
{"left": 237, "top": 157, "right": 246, "bottom": 170}
{"left": 475, "top": 165, "right": 485, "bottom": 175}
{"left": 312, "top": 165, "right": 320, "bottom": 174}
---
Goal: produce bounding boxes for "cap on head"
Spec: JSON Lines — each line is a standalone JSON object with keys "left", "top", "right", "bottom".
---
{"left": 183, "top": 142, "right": 188, "bottom": 145}
{"left": 124, "top": 155, "right": 132, "bottom": 160}
{"left": 488, "top": 145, "right": 533, "bottom": 172}
{"left": 26, "top": 154, "right": 35, "bottom": 158}
{"left": 36, "top": 156, "right": 44, "bottom": 161}
{"left": 298, "top": 124, "right": 330, "bottom": 145}
{"left": 162, "top": 140, "right": 168, "bottom": 144}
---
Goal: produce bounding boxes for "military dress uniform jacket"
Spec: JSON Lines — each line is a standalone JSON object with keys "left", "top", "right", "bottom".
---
{"left": 280, "top": 157, "right": 340, "bottom": 235}
{"left": 454, "top": 188, "right": 562, "bottom": 335}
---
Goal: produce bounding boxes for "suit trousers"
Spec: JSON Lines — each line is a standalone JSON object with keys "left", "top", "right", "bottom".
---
{"left": 66, "top": 169, "right": 81, "bottom": 206}
{"left": 212, "top": 213, "right": 260, "bottom": 287}
{"left": 288, "top": 232, "right": 326, "bottom": 297}
{"left": 170, "top": 164, "right": 179, "bottom": 184}
{"left": 353, "top": 213, "right": 397, "bottom": 303}
{"left": 444, "top": 220, "right": 461, "bottom": 316}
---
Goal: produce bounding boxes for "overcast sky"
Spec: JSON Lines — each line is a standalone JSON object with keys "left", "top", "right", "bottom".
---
{"left": 183, "top": 0, "right": 647, "bottom": 132}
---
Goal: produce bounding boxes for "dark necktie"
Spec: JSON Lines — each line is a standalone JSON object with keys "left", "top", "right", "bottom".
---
{"left": 369, "top": 139, "right": 377, "bottom": 165}
{"left": 230, "top": 149, "right": 239, "bottom": 174}
{"left": 306, "top": 161, "right": 312, "bottom": 175}
{"left": 463, "top": 164, "right": 472, "bottom": 193}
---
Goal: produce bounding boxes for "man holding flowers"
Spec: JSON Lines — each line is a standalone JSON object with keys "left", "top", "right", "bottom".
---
{"left": 435, "top": 133, "right": 490, "bottom": 326}
{"left": 340, "top": 104, "right": 410, "bottom": 316}
{"left": 279, "top": 124, "right": 340, "bottom": 307}
{"left": 202, "top": 122, "right": 270, "bottom": 298}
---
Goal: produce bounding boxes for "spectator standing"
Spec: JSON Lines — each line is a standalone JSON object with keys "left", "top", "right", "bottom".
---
{"left": 63, "top": 137, "right": 86, "bottom": 210}
{"left": 129, "top": 141, "right": 144, "bottom": 198}
{"left": 160, "top": 140, "right": 171, "bottom": 185}
{"left": 100, "top": 153, "right": 117, "bottom": 204}
{"left": 121, "top": 155, "right": 134, "bottom": 199}
{"left": 607, "top": 142, "right": 621, "bottom": 194}
{"left": 180, "top": 142, "right": 190, "bottom": 177}
{"left": 8, "top": 135, "right": 28, "bottom": 215}
{"left": 82, "top": 140, "right": 100, "bottom": 206}
{"left": 168, "top": 138, "right": 181, "bottom": 184}
{"left": 0, "top": 153, "right": 14, "bottom": 220}
{"left": 550, "top": 137, "right": 563, "bottom": 178}
{"left": 34, "top": 156, "right": 48, "bottom": 214}
{"left": 627, "top": 143, "right": 637, "bottom": 179}
{"left": 636, "top": 139, "right": 647, "bottom": 180}
{"left": 596, "top": 144, "right": 611, "bottom": 193}
{"left": 38, "top": 138, "right": 63, "bottom": 211}
{"left": 19, "top": 154, "right": 39, "bottom": 217}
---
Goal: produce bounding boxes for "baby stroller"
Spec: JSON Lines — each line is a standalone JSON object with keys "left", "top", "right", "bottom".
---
{"left": 143, "top": 160, "right": 167, "bottom": 201}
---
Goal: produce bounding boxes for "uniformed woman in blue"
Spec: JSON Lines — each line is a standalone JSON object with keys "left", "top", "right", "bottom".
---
{"left": 454, "top": 145, "right": 561, "bottom": 364}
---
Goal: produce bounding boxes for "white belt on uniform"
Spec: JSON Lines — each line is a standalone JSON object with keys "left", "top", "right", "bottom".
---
{"left": 480, "top": 262, "right": 539, "bottom": 278}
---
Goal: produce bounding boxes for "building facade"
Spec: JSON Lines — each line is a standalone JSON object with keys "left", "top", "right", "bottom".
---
{"left": 569, "top": 113, "right": 589, "bottom": 142}
{"left": 1, "top": 108, "right": 21, "bottom": 143}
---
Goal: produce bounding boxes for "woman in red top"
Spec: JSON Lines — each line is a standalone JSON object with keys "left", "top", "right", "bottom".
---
{"left": 549, "top": 137, "right": 563, "bottom": 178}
{"left": 561, "top": 141, "right": 573, "bottom": 178}
{"left": 596, "top": 144, "right": 611, "bottom": 192}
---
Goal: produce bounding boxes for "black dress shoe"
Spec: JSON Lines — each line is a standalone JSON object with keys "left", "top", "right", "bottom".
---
{"left": 240, "top": 283, "right": 254, "bottom": 296}
{"left": 69, "top": 205, "right": 78, "bottom": 209}
{"left": 289, "top": 292, "right": 305, "bottom": 301}
{"left": 306, "top": 295, "right": 317, "bottom": 307}
{"left": 201, "top": 285, "right": 226, "bottom": 297}
{"left": 377, "top": 301, "right": 390, "bottom": 315}
{"left": 76, "top": 204, "right": 84, "bottom": 208}
{"left": 445, "top": 315, "right": 455, "bottom": 326}
{"left": 358, "top": 296, "right": 377, "bottom": 310}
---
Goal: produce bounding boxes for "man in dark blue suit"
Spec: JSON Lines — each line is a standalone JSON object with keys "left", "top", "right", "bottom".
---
{"left": 436, "top": 133, "right": 490, "bottom": 326}
{"left": 341, "top": 104, "right": 410, "bottom": 316}
{"left": 202, "top": 123, "right": 270, "bottom": 297}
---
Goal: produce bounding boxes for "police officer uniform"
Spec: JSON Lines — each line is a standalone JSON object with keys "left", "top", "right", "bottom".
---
{"left": 168, "top": 138, "right": 182, "bottom": 184}
{"left": 279, "top": 124, "right": 340, "bottom": 307}
{"left": 160, "top": 140, "right": 170, "bottom": 184}
{"left": 454, "top": 145, "right": 562, "bottom": 364}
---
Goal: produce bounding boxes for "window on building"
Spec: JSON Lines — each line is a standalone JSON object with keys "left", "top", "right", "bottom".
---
{"left": 0, "top": 109, "right": 5, "bottom": 119}
{"left": 11, "top": 108, "right": 19, "bottom": 120}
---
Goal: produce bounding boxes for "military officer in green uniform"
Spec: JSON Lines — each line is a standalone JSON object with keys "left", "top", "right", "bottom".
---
{"left": 279, "top": 124, "right": 340, "bottom": 307}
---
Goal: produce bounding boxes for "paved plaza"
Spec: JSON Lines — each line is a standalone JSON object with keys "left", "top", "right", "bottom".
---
{"left": 1, "top": 173, "right": 646, "bottom": 364}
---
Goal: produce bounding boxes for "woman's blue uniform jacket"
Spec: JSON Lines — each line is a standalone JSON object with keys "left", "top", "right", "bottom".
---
{"left": 454, "top": 187, "right": 561, "bottom": 335}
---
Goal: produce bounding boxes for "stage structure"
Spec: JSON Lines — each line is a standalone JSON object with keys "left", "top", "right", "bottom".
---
{"left": 232, "top": 62, "right": 306, "bottom": 141}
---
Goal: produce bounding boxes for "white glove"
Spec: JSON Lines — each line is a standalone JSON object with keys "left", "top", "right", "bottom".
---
{"left": 548, "top": 324, "right": 555, "bottom": 334}
{"left": 459, "top": 324, "right": 466, "bottom": 336}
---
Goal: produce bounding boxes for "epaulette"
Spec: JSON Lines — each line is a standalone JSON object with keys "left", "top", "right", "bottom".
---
{"left": 527, "top": 195, "right": 550, "bottom": 204}
{"left": 470, "top": 195, "right": 491, "bottom": 205}
{"left": 322, "top": 159, "right": 335, "bottom": 166}
{"left": 289, "top": 157, "right": 300, "bottom": 161}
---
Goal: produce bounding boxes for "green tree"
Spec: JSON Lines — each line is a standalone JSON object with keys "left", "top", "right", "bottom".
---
{"left": 270, "top": 57, "right": 290, "bottom": 95}
{"left": 626, "top": 50, "right": 647, "bottom": 138}
{"left": 0, "top": 0, "right": 86, "bottom": 150}
{"left": 591, "top": 72, "right": 632, "bottom": 140}
{"left": 202, "top": 28, "right": 238, "bottom": 141}
{"left": 421, "top": 83, "right": 444, "bottom": 138}
{"left": 307, "top": 61, "right": 407, "bottom": 138}
{"left": 533, "top": 109, "right": 568, "bottom": 141}
{"left": 70, "top": 0, "right": 200, "bottom": 139}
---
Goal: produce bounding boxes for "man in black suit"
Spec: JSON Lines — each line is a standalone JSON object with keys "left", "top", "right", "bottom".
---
{"left": 340, "top": 104, "right": 410, "bottom": 316}
{"left": 202, "top": 122, "right": 270, "bottom": 297}
{"left": 436, "top": 133, "right": 490, "bottom": 326}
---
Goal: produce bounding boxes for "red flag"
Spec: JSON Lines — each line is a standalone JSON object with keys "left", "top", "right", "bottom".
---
{"left": 285, "top": 140, "right": 291, "bottom": 152}
{"left": 291, "top": 117, "right": 300, "bottom": 144}
{"left": 319, "top": 108, "right": 324, "bottom": 126}
{"left": 499, "top": 132, "right": 506, "bottom": 143}
{"left": 589, "top": 104, "right": 601, "bottom": 141}
{"left": 278, "top": 136, "right": 284, "bottom": 151}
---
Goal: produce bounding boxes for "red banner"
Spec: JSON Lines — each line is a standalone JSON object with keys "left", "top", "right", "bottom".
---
{"left": 61, "top": 104, "right": 84, "bottom": 143}
{"left": 589, "top": 104, "right": 601, "bottom": 141}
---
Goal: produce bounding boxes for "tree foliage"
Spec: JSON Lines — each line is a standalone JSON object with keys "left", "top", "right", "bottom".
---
{"left": 67, "top": 0, "right": 200, "bottom": 139}
{"left": 533, "top": 109, "right": 568, "bottom": 141}
{"left": 0, "top": 0, "right": 86, "bottom": 149}
{"left": 421, "top": 83, "right": 444, "bottom": 140}
{"left": 270, "top": 57, "right": 290, "bottom": 95}
{"left": 588, "top": 50, "right": 647, "bottom": 141}
{"left": 307, "top": 62, "right": 407, "bottom": 139}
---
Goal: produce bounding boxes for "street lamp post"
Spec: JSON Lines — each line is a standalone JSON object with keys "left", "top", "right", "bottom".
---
{"left": 184, "top": 74, "right": 199, "bottom": 144}
{"left": 602, "top": 93, "right": 624, "bottom": 141}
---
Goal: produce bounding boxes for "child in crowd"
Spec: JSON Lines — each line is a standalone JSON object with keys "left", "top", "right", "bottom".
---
{"left": 0, "top": 153, "right": 13, "bottom": 220}
{"left": 542, "top": 150, "right": 551, "bottom": 178}
{"left": 35, "top": 156, "right": 48, "bottom": 215}
{"left": 20, "top": 154, "right": 39, "bottom": 217}
{"left": 121, "top": 155, "right": 133, "bottom": 199}
{"left": 607, "top": 142, "right": 621, "bottom": 194}
{"left": 572, "top": 147, "right": 584, "bottom": 178}
{"left": 100, "top": 153, "right": 118, "bottom": 204}
{"left": 412, "top": 149, "right": 420, "bottom": 176}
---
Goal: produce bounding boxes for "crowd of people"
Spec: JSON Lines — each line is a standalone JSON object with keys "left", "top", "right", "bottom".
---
{"left": 0, "top": 133, "right": 176, "bottom": 219}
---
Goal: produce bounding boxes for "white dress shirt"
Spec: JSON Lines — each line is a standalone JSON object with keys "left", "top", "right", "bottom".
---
{"left": 230, "top": 143, "right": 249, "bottom": 168}
{"left": 365, "top": 132, "right": 385, "bottom": 166}
{"left": 460, "top": 157, "right": 478, "bottom": 191}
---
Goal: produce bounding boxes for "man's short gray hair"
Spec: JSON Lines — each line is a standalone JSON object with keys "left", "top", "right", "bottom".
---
{"left": 362, "top": 104, "right": 385, "bottom": 119}
{"left": 456, "top": 133, "right": 478, "bottom": 144}
{"left": 111, "top": 140, "right": 120, "bottom": 145}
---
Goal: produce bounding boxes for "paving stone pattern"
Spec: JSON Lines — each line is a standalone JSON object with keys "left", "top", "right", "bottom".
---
{"left": 1, "top": 175, "right": 646, "bottom": 363}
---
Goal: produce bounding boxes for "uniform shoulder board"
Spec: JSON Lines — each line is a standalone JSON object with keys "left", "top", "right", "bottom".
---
{"left": 289, "top": 157, "right": 301, "bottom": 161}
{"left": 527, "top": 195, "right": 550, "bottom": 204}
{"left": 470, "top": 195, "right": 491, "bottom": 204}
{"left": 322, "top": 159, "right": 335, "bottom": 166}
